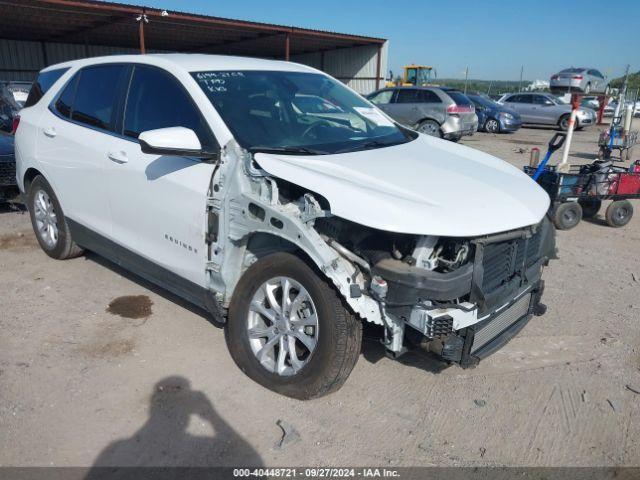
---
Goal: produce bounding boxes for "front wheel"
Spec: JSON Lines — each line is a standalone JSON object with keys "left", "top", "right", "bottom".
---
{"left": 484, "top": 118, "right": 500, "bottom": 133}
{"left": 559, "top": 115, "right": 570, "bottom": 131}
{"left": 27, "top": 175, "right": 84, "bottom": 260}
{"left": 553, "top": 202, "right": 582, "bottom": 230}
{"left": 226, "top": 252, "right": 362, "bottom": 399}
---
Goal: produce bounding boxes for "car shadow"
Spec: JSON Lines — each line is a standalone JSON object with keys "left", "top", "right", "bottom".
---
{"left": 581, "top": 214, "right": 609, "bottom": 227}
{"left": 85, "top": 252, "right": 220, "bottom": 328}
{"left": 0, "top": 199, "right": 25, "bottom": 214}
{"left": 360, "top": 323, "right": 449, "bottom": 374}
{"left": 84, "top": 376, "right": 263, "bottom": 476}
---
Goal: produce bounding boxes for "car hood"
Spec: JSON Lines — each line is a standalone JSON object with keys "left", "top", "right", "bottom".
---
{"left": 254, "top": 135, "right": 550, "bottom": 237}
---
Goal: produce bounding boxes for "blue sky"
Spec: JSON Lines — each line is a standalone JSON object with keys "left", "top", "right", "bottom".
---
{"left": 113, "top": 0, "right": 638, "bottom": 81}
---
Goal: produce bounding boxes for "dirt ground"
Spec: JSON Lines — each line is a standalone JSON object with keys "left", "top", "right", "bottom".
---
{"left": 1, "top": 124, "right": 639, "bottom": 468}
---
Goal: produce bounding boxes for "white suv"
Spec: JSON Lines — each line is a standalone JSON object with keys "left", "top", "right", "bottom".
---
{"left": 15, "top": 54, "right": 555, "bottom": 399}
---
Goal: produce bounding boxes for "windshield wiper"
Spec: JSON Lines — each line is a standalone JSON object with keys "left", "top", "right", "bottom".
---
{"left": 249, "top": 145, "right": 328, "bottom": 155}
{"left": 334, "top": 139, "right": 402, "bottom": 154}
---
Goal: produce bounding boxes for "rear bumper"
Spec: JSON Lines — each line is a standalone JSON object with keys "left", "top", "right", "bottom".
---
{"left": 550, "top": 79, "right": 583, "bottom": 91}
{"left": 442, "top": 116, "right": 478, "bottom": 137}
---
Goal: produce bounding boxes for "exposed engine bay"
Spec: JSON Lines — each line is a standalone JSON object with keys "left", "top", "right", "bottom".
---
{"left": 260, "top": 176, "right": 557, "bottom": 367}
{"left": 208, "top": 143, "right": 556, "bottom": 369}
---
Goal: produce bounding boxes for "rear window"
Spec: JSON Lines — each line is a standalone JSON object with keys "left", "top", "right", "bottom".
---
{"left": 24, "top": 68, "right": 69, "bottom": 108}
{"left": 560, "top": 68, "right": 585, "bottom": 74}
{"left": 443, "top": 90, "right": 473, "bottom": 106}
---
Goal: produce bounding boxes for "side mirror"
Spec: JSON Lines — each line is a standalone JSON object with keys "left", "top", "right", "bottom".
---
{"left": 139, "top": 127, "right": 206, "bottom": 157}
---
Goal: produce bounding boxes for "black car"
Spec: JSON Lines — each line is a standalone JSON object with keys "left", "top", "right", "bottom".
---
{"left": 0, "top": 83, "right": 20, "bottom": 133}
{"left": 0, "top": 134, "right": 17, "bottom": 201}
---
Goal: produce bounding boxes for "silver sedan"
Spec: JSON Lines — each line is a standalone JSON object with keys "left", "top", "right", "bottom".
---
{"left": 550, "top": 68, "right": 608, "bottom": 94}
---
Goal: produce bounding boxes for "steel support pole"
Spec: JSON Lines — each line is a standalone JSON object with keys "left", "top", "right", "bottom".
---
{"left": 284, "top": 32, "right": 290, "bottom": 61}
{"left": 138, "top": 10, "right": 146, "bottom": 54}
{"left": 375, "top": 44, "right": 382, "bottom": 90}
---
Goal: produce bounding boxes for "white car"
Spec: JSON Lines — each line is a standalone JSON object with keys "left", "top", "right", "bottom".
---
{"left": 15, "top": 54, "right": 555, "bottom": 399}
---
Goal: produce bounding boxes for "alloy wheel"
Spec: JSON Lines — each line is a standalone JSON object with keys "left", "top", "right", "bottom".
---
{"left": 485, "top": 119, "right": 499, "bottom": 133}
{"left": 33, "top": 190, "right": 59, "bottom": 248}
{"left": 246, "top": 276, "right": 319, "bottom": 376}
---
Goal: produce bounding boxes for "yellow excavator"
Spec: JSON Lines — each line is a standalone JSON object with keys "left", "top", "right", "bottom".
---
{"left": 386, "top": 65, "right": 435, "bottom": 87}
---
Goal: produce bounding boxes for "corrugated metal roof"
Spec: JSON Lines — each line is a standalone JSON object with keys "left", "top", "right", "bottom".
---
{"left": 0, "top": 0, "right": 386, "bottom": 58}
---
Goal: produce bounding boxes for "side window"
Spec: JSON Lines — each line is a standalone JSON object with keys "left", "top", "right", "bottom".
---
{"left": 418, "top": 90, "right": 441, "bottom": 103}
{"left": 395, "top": 89, "right": 420, "bottom": 103}
{"left": 25, "top": 68, "right": 69, "bottom": 108}
{"left": 510, "top": 95, "right": 530, "bottom": 104}
{"left": 504, "top": 95, "right": 517, "bottom": 103}
{"left": 368, "top": 90, "right": 394, "bottom": 105}
{"left": 123, "top": 66, "right": 214, "bottom": 148}
{"left": 533, "top": 95, "right": 553, "bottom": 105}
{"left": 54, "top": 74, "right": 79, "bottom": 119}
{"left": 71, "top": 65, "right": 127, "bottom": 131}
{"left": 594, "top": 70, "right": 604, "bottom": 79}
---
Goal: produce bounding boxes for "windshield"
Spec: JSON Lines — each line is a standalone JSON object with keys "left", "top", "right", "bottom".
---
{"left": 191, "top": 70, "right": 413, "bottom": 155}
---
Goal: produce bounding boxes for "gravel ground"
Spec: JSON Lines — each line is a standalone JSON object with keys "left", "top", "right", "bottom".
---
{"left": 1, "top": 124, "right": 639, "bottom": 468}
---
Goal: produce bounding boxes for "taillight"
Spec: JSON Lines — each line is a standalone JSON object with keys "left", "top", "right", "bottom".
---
{"left": 11, "top": 115, "right": 20, "bottom": 134}
{"left": 447, "top": 104, "right": 474, "bottom": 114}
{"left": 572, "top": 75, "right": 583, "bottom": 80}
{"left": 551, "top": 75, "right": 559, "bottom": 80}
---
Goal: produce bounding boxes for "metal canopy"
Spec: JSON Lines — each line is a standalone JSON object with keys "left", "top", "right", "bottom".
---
{"left": 0, "top": 0, "right": 385, "bottom": 59}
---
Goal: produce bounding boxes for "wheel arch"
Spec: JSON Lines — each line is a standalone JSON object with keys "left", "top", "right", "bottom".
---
{"left": 23, "top": 167, "right": 44, "bottom": 193}
{"left": 413, "top": 116, "right": 441, "bottom": 129}
{"left": 224, "top": 230, "right": 382, "bottom": 325}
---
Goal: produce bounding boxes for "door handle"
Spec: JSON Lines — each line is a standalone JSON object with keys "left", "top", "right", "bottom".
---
{"left": 108, "top": 151, "right": 128, "bottom": 164}
{"left": 43, "top": 127, "right": 56, "bottom": 138}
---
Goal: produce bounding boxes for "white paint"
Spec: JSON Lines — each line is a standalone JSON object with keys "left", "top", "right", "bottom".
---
{"left": 139, "top": 127, "right": 202, "bottom": 151}
{"left": 255, "top": 133, "right": 550, "bottom": 237}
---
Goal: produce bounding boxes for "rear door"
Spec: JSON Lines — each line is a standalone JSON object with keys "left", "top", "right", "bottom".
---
{"left": 36, "top": 64, "right": 129, "bottom": 236}
{"left": 104, "top": 64, "right": 216, "bottom": 288}
{"left": 386, "top": 88, "right": 423, "bottom": 126}
{"left": 503, "top": 94, "right": 535, "bottom": 122}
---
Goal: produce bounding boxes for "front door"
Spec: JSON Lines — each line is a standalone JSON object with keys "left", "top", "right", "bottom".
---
{"left": 105, "top": 64, "right": 217, "bottom": 288}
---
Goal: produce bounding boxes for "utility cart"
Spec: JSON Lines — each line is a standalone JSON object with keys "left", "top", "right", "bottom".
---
{"left": 598, "top": 128, "right": 637, "bottom": 161}
{"left": 524, "top": 160, "right": 640, "bottom": 230}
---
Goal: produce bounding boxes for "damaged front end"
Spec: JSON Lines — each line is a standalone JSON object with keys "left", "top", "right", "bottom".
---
{"left": 314, "top": 214, "right": 556, "bottom": 367}
{"left": 213, "top": 142, "right": 556, "bottom": 369}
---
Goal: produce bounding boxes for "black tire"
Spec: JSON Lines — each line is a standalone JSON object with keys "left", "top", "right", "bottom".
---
{"left": 27, "top": 175, "right": 84, "bottom": 260}
{"left": 484, "top": 118, "right": 500, "bottom": 133}
{"left": 552, "top": 202, "right": 582, "bottom": 230}
{"left": 579, "top": 199, "right": 602, "bottom": 219}
{"left": 226, "top": 252, "right": 362, "bottom": 400}
{"left": 558, "top": 114, "right": 571, "bottom": 131}
{"left": 605, "top": 200, "right": 633, "bottom": 228}
{"left": 415, "top": 119, "right": 442, "bottom": 138}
